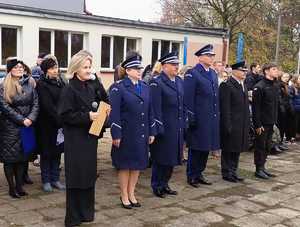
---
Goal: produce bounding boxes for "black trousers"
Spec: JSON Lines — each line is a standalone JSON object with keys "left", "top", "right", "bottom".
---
{"left": 186, "top": 149, "right": 209, "bottom": 180}
{"left": 65, "top": 187, "right": 95, "bottom": 227}
{"left": 151, "top": 163, "right": 173, "bottom": 190}
{"left": 254, "top": 125, "right": 273, "bottom": 168}
{"left": 286, "top": 110, "right": 296, "bottom": 141}
{"left": 277, "top": 110, "right": 287, "bottom": 142}
{"left": 221, "top": 151, "right": 240, "bottom": 177}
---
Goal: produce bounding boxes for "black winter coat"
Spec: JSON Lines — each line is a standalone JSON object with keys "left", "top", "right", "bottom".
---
{"left": 220, "top": 77, "right": 250, "bottom": 153}
{"left": 36, "top": 76, "right": 65, "bottom": 158}
{"left": 252, "top": 77, "right": 279, "bottom": 128}
{"left": 244, "top": 71, "right": 263, "bottom": 91}
{"left": 0, "top": 76, "right": 39, "bottom": 163}
{"left": 58, "top": 76, "right": 108, "bottom": 189}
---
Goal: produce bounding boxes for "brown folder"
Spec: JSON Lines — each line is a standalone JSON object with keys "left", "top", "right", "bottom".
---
{"left": 89, "top": 101, "right": 111, "bottom": 136}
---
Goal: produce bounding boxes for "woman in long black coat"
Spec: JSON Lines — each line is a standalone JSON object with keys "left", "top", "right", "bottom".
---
{"left": 58, "top": 51, "right": 108, "bottom": 227}
{"left": 0, "top": 58, "right": 39, "bottom": 198}
{"left": 219, "top": 62, "right": 250, "bottom": 183}
{"left": 36, "top": 57, "right": 65, "bottom": 192}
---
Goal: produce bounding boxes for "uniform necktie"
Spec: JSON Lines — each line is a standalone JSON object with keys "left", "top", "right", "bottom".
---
{"left": 135, "top": 83, "right": 141, "bottom": 95}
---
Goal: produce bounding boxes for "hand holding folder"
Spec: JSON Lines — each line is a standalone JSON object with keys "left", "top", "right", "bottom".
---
{"left": 89, "top": 101, "right": 111, "bottom": 136}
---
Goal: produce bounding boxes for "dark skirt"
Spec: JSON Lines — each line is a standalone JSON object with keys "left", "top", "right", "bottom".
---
{"left": 65, "top": 186, "right": 95, "bottom": 227}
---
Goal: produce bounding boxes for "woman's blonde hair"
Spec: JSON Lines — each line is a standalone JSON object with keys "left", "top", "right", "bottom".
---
{"left": 66, "top": 51, "right": 92, "bottom": 80}
{"left": 118, "top": 66, "right": 126, "bottom": 80}
{"left": 3, "top": 57, "right": 23, "bottom": 103}
{"left": 152, "top": 61, "right": 162, "bottom": 76}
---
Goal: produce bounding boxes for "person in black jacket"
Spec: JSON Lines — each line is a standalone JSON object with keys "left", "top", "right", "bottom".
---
{"left": 252, "top": 63, "right": 279, "bottom": 179}
{"left": 276, "top": 73, "right": 291, "bottom": 150}
{"left": 219, "top": 61, "right": 250, "bottom": 183}
{"left": 0, "top": 58, "right": 39, "bottom": 198}
{"left": 58, "top": 51, "right": 109, "bottom": 227}
{"left": 36, "top": 57, "right": 66, "bottom": 192}
{"left": 244, "top": 63, "right": 263, "bottom": 91}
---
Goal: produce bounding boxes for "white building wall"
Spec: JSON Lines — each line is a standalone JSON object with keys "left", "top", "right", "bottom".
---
{"left": 0, "top": 12, "right": 224, "bottom": 71}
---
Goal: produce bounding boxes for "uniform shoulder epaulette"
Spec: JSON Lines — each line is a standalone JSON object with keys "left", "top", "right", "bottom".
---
{"left": 185, "top": 73, "right": 193, "bottom": 78}
{"left": 116, "top": 79, "right": 123, "bottom": 83}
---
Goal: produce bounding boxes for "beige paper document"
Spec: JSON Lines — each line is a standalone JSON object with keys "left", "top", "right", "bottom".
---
{"left": 89, "top": 101, "right": 111, "bottom": 136}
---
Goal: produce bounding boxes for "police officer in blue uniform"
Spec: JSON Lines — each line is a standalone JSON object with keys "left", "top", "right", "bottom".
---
{"left": 184, "top": 44, "right": 220, "bottom": 187}
{"left": 149, "top": 52, "right": 185, "bottom": 198}
{"left": 109, "top": 53, "right": 156, "bottom": 209}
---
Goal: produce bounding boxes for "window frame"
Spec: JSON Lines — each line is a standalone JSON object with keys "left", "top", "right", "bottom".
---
{"left": 100, "top": 35, "right": 139, "bottom": 71}
{"left": 151, "top": 39, "right": 182, "bottom": 64}
{"left": 39, "top": 29, "right": 86, "bottom": 70}
{"left": 0, "top": 25, "right": 21, "bottom": 68}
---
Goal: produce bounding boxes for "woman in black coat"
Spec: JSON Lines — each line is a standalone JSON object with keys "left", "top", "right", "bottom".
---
{"left": 36, "top": 57, "right": 65, "bottom": 192}
{"left": 0, "top": 58, "right": 39, "bottom": 198}
{"left": 58, "top": 51, "right": 108, "bottom": 227}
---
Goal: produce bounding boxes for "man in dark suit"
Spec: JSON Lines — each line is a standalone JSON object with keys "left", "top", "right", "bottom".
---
{"left": 219, "top": 61, "right": 250, "bottom": 183}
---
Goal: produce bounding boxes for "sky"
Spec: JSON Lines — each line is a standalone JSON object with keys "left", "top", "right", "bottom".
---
{"left": 85, "top": 0, "right": 162, "bottom": 22}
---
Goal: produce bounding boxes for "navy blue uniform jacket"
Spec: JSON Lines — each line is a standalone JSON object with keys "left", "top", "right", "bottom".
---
{"left": 149, "top": 72, "right": 185, "bottom": 166}
{"left": 184, "top": 64, "right": 220, "bottom": 151}
{"left": 109, "top": 76, "right": 156, "bottom": 170}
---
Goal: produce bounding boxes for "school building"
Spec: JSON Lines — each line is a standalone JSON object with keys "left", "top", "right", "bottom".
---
{"left": 0, "top": 0, "right": 228, "bottom": 88}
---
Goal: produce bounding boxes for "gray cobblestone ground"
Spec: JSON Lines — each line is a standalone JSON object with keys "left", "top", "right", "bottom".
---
{"left": 1, "top": 132, "right": 300, "bottom": 226}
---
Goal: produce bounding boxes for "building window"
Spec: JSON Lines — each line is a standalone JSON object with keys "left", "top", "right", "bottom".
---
{"left": 39, "top": 30, "right": 51, "bottom": 55}
{"left": 172, "top": 42, "right": 180, "bottom": 53}
{"left": 151, "top": 41, "right": 159, "bottom": 65}
{"left": 127, "top": 39, "right": 137, "bottom": 53}
{"left": 1, "top": 27, "right": 18, "bottom": 65}
{"left": 151, "top": 40, "right": 182, "bottom": 65}
{"left": 71, "top": 33, "right": 84, "bottom": 57}
{"left": 113, "top": 36, "right": 124, "bottom": 68}
{"left": 55, "top": 31, "right": 68, "bottom": 68}
{"left": 101, "top": 36, "right": 111, "bottom": 68}
{"left": 161, "top": 41, "right": 170, "bottom": 57}
{"left": 39, "top": 29, "right": 85, "bottom": 68}
{"left": 101, "top": 36, "right": 139, "bottom": 69}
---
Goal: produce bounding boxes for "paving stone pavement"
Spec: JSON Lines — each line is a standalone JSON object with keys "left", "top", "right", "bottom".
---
{"left": 1, "top": 133, "right": 300, "bottom": 226}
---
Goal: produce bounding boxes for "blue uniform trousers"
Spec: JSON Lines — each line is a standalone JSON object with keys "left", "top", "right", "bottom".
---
{"left": 151, "top": 163, "right": 173, "bottom": 190}
{"left": 186, "top": 149, "right": 209, "bottom": 180}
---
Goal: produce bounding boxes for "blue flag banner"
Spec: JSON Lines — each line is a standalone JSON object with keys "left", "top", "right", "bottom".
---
{"left": 183, "top": 36, "right": 188, "bottom": 65}
{"left": 237, "top": 33, "right": 244, "bottom": 62}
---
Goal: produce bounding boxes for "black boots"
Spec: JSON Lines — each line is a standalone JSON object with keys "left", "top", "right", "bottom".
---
{"left": 4, "top": 163, "right": 28, "bottom": 199}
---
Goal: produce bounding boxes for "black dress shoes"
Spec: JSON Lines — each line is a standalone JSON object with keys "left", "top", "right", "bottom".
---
{"left": 263, "top": 169, "right": 277, "bottom": 178}
{"left": 270, "top": 146, "right": 282, "bottom": 155}
{"left": 129, "top": 200, "right": 141, "bottom": 207}
{"left": 198, "top": 175, "right": 212, "bottom": 185}
{"left": 164, "top": 186, "right": 178, "bottom": 195}
{"left": 16, "top": 190, "right": 28, "bottom": 197}
{"left": 153, "top": 188, "right": 166, "bottom": 198}
{"left": 255, "top": 170, "right": 269, "bottom": 179}
{"left": 278, "top": 145, "right": 288, "bottom": 151}
{"left": 223, "top": 176, "right": 238, "bottom": 183}
{"left": 187, "top": 179, "right": 200, "bottom": 188}
{"left": 233, "top": 174, "right": 245, "bottom": 182}
{"left": 9, "top": 189, "right": 21, "bottom": 199}
{"left": 120, "top": 197, "right": 132, "bottom": 209}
